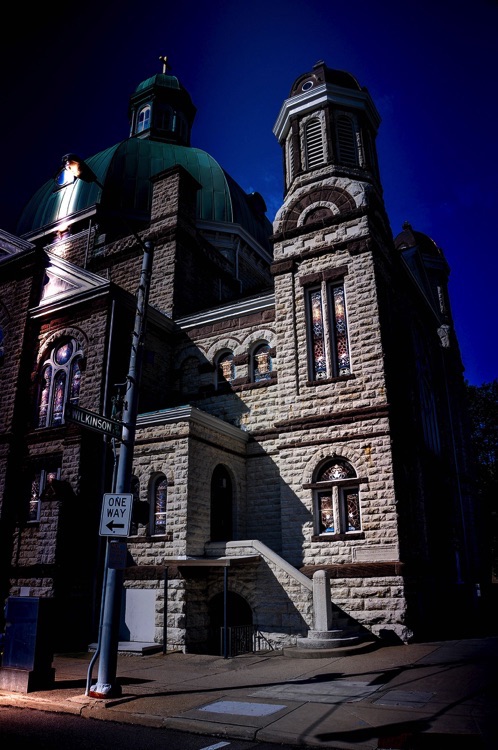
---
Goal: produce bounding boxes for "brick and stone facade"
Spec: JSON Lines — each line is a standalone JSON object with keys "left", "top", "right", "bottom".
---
{"left": 0, "top": 61, "right": 483, "bottom": 653}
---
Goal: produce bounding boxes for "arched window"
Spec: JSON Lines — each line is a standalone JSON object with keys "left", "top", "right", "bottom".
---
{"left": 37, "top": 339, "right": 83, "bottom": 428}
{"left": 150, "top": 474, "right": 167, "bottom": 535}
{"left": 137, "top": 105, "right": 151, "bottom": 133}
{"left": 252, "top": 342, "right": 272, "bottom": 383}
{"left": 336, "top": 114, "right": 359, "bottom": 167}
{"left": 313, "top": 458, "right": 360, "bottom": 535}
{"left": 306, "top": 280, "right": 351, "bottom": 380}
{"left": 216, "top": 350, "right": 235, "bottom": 388}
{"left": 304, "top": 117, "right": 325, "bottom": 169}
{"left": 210, "top": 465, "right": 233, "bottom": 542}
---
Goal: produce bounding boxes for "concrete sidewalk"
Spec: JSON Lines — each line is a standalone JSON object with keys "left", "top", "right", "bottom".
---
{"left": 1, "top": 637, "right": 498, "bottom": 749}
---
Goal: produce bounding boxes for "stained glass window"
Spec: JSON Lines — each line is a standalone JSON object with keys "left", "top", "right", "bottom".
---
{"left": 319, "top": 460, "right": 355, "bottom": 481}
{"left": 315, "top": 458, "right": 360, "bottom": 535}
{"left": 152, "top": 476, "right": 167, "bottom": 535}
{"left": 306, "top": 281, "right": 351, "bottom": 380}
{"left": 344, "top": 488, "right": 361, "bottom": 531}
{"left": 217, "top": 352, "right": 235, "bottom": 386}
{"left": 331, "top": 285, "right": 351, "bottom": 375}
{"left": 37, "top": 338, "right": 83, "bottom": 428}
{"left": 69, "top": 359, "right": 82, "bottom": 404}
{"left": 310, "top": 290, "right": 327, "bottom": 379}
{"left": 55, "top": 341, "right": 73, "bottom": 365}
{"left": 29, "top": 463, "right": 61, "bottom": 523}
{"left": 253, "top": 343, "right": 272, "bottom": 382}
{"left": 38, "top": 365, "right": 52, "bottom": 428}
{"left": 52, "top": 371, "right": 67, "bottom": 426}
{"left": 318, "top": 492, "right": 334, "bottom": 533}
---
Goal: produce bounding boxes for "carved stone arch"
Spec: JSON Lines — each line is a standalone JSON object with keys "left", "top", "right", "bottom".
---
{"left": 282, "top": 186, "right": 356, "bottom": 232}
{"left": 303, "top": 448, "right": 352, "bottom": 484}
{"left": 36, "top": 326, "right": 88, "bottom": 368}
{"left": 175, "top": 345, "right": 204, "bottom": 369}
{"left": 206, "top": 337, "right": 242, "bottom": 362}
{"left": 314, "top": 456, "right": 357, "bottom": 482}
{"left": 298, "top": 201, "right": 340, "bottom": 227}
{"left": 241, "top": 329, "right": 275, "bottom": 352}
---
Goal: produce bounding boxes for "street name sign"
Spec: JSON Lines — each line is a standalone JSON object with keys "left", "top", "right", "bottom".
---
{"left": 99, "top": 493, "right": 133, "bottom": 537}
{"left": 64, "top": 404, "right": 122, "bottom": 440}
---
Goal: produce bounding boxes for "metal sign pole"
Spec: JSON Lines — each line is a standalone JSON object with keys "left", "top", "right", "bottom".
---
{"left": 88, "top": 241, "right": 154, "bottom": 698}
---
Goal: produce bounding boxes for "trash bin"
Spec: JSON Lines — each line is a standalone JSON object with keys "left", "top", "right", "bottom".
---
{"left": 0, "top": 596, "right": 55, "bottom": 692}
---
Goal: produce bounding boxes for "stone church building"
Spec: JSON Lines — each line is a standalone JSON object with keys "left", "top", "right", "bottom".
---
{"left": 0, "top": 60, "right": 483, "bottom": 654}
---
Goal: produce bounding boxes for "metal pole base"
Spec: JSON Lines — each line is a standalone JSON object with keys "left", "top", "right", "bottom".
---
{"left": 88, "top": 681, "right": 122, "bottom": 699}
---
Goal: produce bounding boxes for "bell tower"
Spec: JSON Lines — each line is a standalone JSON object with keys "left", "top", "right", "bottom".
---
{"left": 270, "top": 63, "right": 397, "bottom": 566}
{"left": 271, "top": 60, "right": 393, "bottom": 392}
{"left": 128, "top": 56, "right": 197, "bottom": 146}
{"left": 273, "top": 60, "right": 382, "bottom": 205}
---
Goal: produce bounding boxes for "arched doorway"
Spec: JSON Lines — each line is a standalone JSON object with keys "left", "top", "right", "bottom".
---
{"left": 208, "top": 591, "right": 253, "bottom": 656}
{"left": 210, "top": 464, "right": 233, "bottom": 542}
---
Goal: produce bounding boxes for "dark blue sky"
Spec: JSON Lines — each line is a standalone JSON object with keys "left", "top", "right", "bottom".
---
{"left": 1, "top": 0, "right": 496, "bottom": 386}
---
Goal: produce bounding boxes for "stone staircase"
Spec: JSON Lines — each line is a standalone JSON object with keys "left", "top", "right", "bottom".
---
{"left": 284, "top": 570, "right": 378, "bottom": 658}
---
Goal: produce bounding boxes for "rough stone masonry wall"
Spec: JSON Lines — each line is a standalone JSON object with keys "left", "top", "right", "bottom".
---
{"left": 266, "top": 193, "right": 408, "bottom": 639}
{"left": 174, "top": 308, "right": 283, "bottom": 551}
{"left": 0, "top": 272, "right": 34, "bottom": 435}
{"left": 0, "top": 266, "right": 35, "bottom": 546}
{"left": 6, "top": 296, "right": 111, "bottom": 597}
{"left": 186, "top": 420, "right": 248, "bottom": 556}
{"left": 129, "top": 420, "right": 191, "bottom": 559}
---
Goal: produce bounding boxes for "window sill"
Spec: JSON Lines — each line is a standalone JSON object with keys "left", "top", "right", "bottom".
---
{"left": 232, "top": 377, "right": 277, "bottom": 392}
{"left": 311, "top": 531, "right": 364, "bottom": 541}
{"left": 306, "top": 374, "right": 355, "bottom": 387}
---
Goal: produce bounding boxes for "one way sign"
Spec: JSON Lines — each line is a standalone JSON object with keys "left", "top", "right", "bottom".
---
{"left": 99, "top": 493, "right": 133, "bottom": 537}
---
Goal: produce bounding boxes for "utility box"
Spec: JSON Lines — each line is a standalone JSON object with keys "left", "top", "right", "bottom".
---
{"left": 0, "top": 597, "right": 55, "bottom": 692}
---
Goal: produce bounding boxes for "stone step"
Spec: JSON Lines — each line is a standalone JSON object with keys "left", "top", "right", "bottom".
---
{"left": 284, "top": 637, "right": 378, "bottom": 659}
{"left": 296, "top": 632, "right": 363, "bottom": 649}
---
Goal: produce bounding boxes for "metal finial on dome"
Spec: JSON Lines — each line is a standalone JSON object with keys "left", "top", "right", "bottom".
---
{"left": 159, "top": 55, "right": 171, "bottom": 74}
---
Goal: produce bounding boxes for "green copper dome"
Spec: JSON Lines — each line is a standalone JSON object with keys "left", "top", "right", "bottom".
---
{"left": 134, "top": 73, "right": 183, "bottom": 93}
{"left": 16, "top": 138, "right": 273, "bottom": 252}
{"left": 16, "top": 61, "right": 272, "bottom": 253}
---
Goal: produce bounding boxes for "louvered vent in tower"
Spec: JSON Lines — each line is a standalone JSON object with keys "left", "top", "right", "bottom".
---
{"left": 286, "top": 133, "right": 295, "bottom": 185}
{"left": 336, "top": 115, "right": 358, "bottom": 167}
{"left": 305, "top": 118, "right": 325, "bottom": 168}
